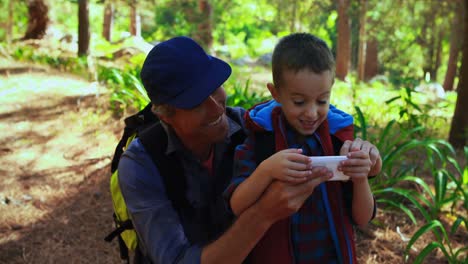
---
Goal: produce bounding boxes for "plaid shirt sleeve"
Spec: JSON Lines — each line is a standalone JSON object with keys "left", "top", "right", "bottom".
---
{"left": 223, "top": 134, "right": 257, "bottom": 213}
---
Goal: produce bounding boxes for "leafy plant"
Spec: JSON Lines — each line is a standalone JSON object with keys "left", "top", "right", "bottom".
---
{"left": 385, "top": 87, "right": 428, "bottom": 134}
{"left": 226, "top": 79, "right": 269, "bottom": 109}
{"left": 404, "top": 220, "right": 468, "bottom": 264}
{"left": 100, "top": 67, "right": 149, "bottom": 114}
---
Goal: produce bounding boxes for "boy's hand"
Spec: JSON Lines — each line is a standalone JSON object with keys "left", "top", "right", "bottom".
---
{"left": 338, "top": 150, "right": 372, "bottom": 184}
{"left": 259, "top": 148, "right": 316, "bottom": 183}
{"left": 339, "top": 138, "right": 382, "bottom": 177}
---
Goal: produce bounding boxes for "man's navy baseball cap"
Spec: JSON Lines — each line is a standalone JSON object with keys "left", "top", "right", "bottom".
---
{"left": 140, "top": 36, "right": 232, "bottom": 109}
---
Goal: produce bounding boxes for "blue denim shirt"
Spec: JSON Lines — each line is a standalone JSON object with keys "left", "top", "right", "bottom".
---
{"left": 118, "top": 108, "right": 245, "bottom": 264}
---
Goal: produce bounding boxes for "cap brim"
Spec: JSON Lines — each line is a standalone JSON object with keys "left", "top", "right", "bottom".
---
{"left": 166, "top": 56, "right": 232, "bottom": 109}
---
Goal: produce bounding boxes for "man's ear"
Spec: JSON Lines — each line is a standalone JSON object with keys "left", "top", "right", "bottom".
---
{"left": 267, "top": 83, "right": 279, "bottom": 101}
{"left": 151, "top": 104, "right": 170, "bottom": 124}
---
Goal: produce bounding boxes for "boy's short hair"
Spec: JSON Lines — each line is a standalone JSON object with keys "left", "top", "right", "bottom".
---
{"left": 272, "top": 33, "right": 335, "bottom": 88}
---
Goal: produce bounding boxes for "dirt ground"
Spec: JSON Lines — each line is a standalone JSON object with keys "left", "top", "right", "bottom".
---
{"left": 0, "top": 70, "right": 465, "bottom": 263}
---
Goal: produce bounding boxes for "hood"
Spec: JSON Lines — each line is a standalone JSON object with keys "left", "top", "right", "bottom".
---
{"left": 246, "top": 99, "right": 353, "bottom": 134}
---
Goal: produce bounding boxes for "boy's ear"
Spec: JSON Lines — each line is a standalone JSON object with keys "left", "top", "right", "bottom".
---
{"left": 267, "top": 82, "right": 279, "bottom": 101}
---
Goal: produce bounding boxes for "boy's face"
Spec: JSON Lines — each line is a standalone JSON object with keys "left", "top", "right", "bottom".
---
{"left": 268, "top": 69, "right": 333, "bottom": 136}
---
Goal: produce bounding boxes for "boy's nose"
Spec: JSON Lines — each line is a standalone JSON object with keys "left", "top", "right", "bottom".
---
{"left": 304, "top": 106, "right": 318, "bottom": 120}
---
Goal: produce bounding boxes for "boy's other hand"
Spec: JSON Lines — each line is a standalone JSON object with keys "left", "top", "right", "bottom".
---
{"left": 340, "top": 138, "right": 382, "bottom": 177}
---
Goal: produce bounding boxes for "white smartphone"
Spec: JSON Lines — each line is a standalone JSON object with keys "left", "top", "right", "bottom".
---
{"left": 309, "top": 156, "right": 349, "bottom": 181}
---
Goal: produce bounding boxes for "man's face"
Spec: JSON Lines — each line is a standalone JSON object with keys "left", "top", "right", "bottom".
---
{"left": 269, "top": 69, "right": 333, "bottom": 136}
{"left": 163, "top": 87, "right": 229, "bottom": 146}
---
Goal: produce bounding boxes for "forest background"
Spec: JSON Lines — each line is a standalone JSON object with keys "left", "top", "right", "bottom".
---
{"left": 0, "top": 0, "right": 467, "bottom": 263}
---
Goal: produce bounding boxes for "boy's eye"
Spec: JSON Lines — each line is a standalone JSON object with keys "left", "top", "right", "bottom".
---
{"left": 293, "top": 100, "right": 304, "bottom": 105}
{"left": 318, "top": 100, "right": 328, "bottom": 105}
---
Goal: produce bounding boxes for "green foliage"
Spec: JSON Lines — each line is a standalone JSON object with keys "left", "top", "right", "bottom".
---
{"left": 151, "top": 0, "right": 198, "bottom": 41}
{"left": 225, "top": 79, "right": 270, "bottom": 109}
{"left": 98, "top": 66, "right": 149, "bottom": 115}
{"left": 404, "top": 220, "right": 468, "bottom": 263}
{"left": 355, "top": 101, "right": 467, "bottom": 263}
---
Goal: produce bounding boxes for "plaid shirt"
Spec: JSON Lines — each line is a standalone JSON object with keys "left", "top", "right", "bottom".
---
{"left": 226, "top": 125, "right": 343, "bottom": 263}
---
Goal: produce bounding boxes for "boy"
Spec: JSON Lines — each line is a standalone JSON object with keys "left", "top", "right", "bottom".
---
{"left": 224, "top": 33, "right": 381, "bottom": 263}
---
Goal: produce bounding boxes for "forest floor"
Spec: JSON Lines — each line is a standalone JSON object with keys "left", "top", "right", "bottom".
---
{"left": 0, "top": 64, "right": 466, "bottom": 263}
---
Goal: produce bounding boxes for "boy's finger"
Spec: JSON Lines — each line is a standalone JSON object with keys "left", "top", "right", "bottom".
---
{"left": 340, "top": 166, "right": 370, "bottom": 173}
{"left": 361, "top": 142, "right": 371, "bottom": 153}
{"left": 350, "top": 138, "right": 363, "bottom": 151}
{"left": 341, "top": 157, "right": 371, "bottom": 167}
{"left": 369, "top": 147, "right": 380, "bottom": 165}
{"left": 282, "top": 148, "right": 303, "bottom": 154}
{"left": 286, "top": 168, "right": 312, "bottom": 178}
{"left": 286, "top": 161, "right": 311, "bottom": 171}
{"left": 288, "top": 153, "right": 313, "bottom": 164}
{"left": 340, "top": 140, "right": 352, "bottom": 155}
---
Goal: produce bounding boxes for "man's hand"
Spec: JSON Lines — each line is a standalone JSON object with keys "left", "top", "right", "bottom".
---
{"left": 254, "top": 167, "right": 332, "bottom": 224}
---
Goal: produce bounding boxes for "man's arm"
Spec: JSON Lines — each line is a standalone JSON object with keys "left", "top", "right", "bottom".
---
{"left": 203, "top": 168, "right": 332, "bottom": 264}
{"left": 118, "top": 141, "right": 203, "bottom": 263}
{"left": 119, "top": 139, "right": 330, "bottom": 264}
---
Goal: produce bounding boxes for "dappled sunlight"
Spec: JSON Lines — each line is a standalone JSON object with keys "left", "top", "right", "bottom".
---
{"left": 0, "top": 72, "right": 121, "bottom": 263}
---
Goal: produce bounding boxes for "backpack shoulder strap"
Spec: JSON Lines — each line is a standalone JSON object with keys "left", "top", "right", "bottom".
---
{"left": 138, "top": 123, "right": 189, "bottom": 210}
{"left": 111, "top": 103, "right": 158, "bottom": 173}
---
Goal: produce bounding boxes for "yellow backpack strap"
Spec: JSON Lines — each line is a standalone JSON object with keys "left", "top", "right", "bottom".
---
{"left": 105, "top": 133, "right": 138, "bottom": 258}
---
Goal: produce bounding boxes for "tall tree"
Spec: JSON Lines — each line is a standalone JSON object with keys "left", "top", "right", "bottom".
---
{"left": 449, "top": 0, "right": 468, "bottom": 149}
{"left": 102, "top": 0, "right": 114, "bottom": 42}
{"left": 357, "top": 0, "right": 367, "bottom": 81}
{"left": 129, "top": 0, "right": 141, "bottom": 37}
{"left": 443, "top": 0, "right": 464, "bottom": 91}
{"left": 23, "top": 0, "right": 49, "bottom": 40}
{"left": 195, "top": 0, "right": 213, "bottom": 50}
{"left": 415, "top": 1, "right": 452, "bottom": 82}
{"left": 290, "top": 0, "right": 298, "bottom": 32}
{"left": 7, "top": 0, "right": 14, "bottom": 43}
{"left": 78, "top": 0, "right": 90, "bottom": 56}
{"left": 364, "top": 38, "right": 378, "bottom": 80}
{"left": 336, "top": 0, "right": 351, "bottom": 81}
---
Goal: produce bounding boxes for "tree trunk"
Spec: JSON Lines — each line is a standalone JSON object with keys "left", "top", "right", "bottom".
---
{"left": 290, "top": 0, "right": 298, "bottom": 32}
{"left": 357, "top": 0, "right": 367, "bottom": 82}
{"left": 130, "top": 0, "right": 141, "bottom": 37}
{"left": 78, "top": 0, "right": 90, "bottom": 57}
{"left": 336, "top": 0, "right": 351, "bottom": 81}
{"left": 102, "top": 0, "right": 114, "bottom": 42}
{"left": 433, "top": 29, "right": 444, "bottom": 81}
{"left": 196, "top": 0, "right": 213, "bottom": 50}
{"left": 23, "top": 0, "right": 49, "bottom": 40}
{"left": 422, "top": 12, "right": 437, "bottom": 81}
{"left": 364, "top": 38, "right": 378, "bottom": 80}
{"left": 449, "top": 0, "right": 468, "bottom": 149}
{"left": 7, "top": 0, "right": 14, "bottom": 43}
{"left": 443, "top": 2, "right": 464, "bottom": 91}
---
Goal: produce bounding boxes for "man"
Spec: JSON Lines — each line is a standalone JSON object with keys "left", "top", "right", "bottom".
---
{"left": 117, "top": 36, "right": 378, "bottom": 263}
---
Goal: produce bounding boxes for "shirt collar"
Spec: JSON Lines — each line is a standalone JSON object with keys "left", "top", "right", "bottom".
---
{"left": 161, "top": 114, "right": 242, "bottom": 155}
